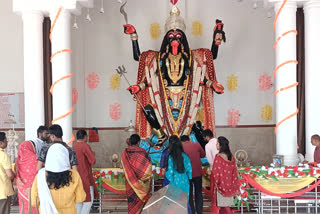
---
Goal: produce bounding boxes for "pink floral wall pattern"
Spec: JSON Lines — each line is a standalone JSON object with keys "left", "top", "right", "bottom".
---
{"left": 72, "top": 88, "right": 78, "bottom": 105}
{"left": 227, "top": 109, "right": 240, "bottom": 127}
{"left": 87, "top": 72, "right": 100, "bottom": 89}
{"left": 109, "top": 103, "right": 121, "bottom": 121}
{"left": 258, "top": 73, "right": 272, "bottom": 91}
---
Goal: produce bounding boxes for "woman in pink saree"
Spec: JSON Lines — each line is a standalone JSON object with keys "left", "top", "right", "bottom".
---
{"left": 211, "top": 136, "right": 240, "bottom": 214}
{"left": 16, "top": 141, "right": 38, "bottom": 214}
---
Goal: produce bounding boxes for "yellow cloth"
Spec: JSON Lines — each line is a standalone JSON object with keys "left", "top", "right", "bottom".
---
{"left": 31, "top": 169, "right": 86, "bottom": 214}
{"left": 255, "top": 176, "right": 318, "bottom": 194}
{"left": 0, "top": 148, "right": 14, "bottom": 199}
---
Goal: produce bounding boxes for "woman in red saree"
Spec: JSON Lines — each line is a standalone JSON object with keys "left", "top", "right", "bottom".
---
{"left": 16, "top": 141, "right": 38, "bottom": 214}
{"left": 211, "top": 137, "right": 240, "bottom": 214}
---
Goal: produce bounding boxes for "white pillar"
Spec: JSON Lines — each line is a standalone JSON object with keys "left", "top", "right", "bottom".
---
{"left": 50, "top": 9, "right": 73, "bottom": 144}
{"left": 274, "top": 1, "right": 298, "bottom": 165}
{"left": 22, "top": 11, "right": 45, "bottom": 140}
{"left": 304, "top": 1, "right": 320, "bottom": 162}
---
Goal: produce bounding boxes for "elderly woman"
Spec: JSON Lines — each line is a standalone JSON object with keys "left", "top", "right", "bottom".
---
{"left": 31, "top": 143, "right": 86, "bottom": 214}
{"left": 16, "top": 141, "right": 38, "bottom": 214}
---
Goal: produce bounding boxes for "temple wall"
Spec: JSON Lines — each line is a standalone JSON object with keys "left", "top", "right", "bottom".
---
{"left": 0, "top": 0, "right": 23, "bottom": 93}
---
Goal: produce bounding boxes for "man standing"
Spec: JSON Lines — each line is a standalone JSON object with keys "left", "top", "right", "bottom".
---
{"left": 121, "top": 134, "right": 152, "bottom": 214}
{"left": 181, "top": 135, "right": 205, "bottom": 214}
{"left": 311, "top": 135, "right": 320, "bottom": 163}
{"left": 36, "top": 124, "right": 78, "bottom": 171}
{"left": 73, "top": 130, "right": 97, "bottom": 214}
{"left": 32, "top": 126, "right": 49, "bottom": 155}
{"left": 203, "top": 129, "right": 218, "bottom": 171}
{"left": 0, "top": 132, "right": 15, "bottom": 214}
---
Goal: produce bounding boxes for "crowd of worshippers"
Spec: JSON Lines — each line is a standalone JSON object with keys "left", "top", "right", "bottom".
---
{"left": 1, "top": 126, "right": 320, "bottom": 214}
{"left": 0, "top": 125, "right": 96, "bottom": 214}
{"left": 122, "top": 130, "right": 239, "bottom": 214}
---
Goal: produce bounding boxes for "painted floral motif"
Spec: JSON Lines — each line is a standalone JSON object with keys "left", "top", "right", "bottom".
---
{"left": 227, "top": 74, "right": 238, "bottom": 91}
{"left": 150, "top": 23, "right": 161, "bottom": 40}
{"left": 261, "top": 104, "right": 272, "bottom": 122}
{"left": 87, "top": 72, "right": 100, "bottom": 89}
{"left": 110, "top": 74, "right": 121, "bottom": 90}
{"left": 259, "top": 73, "right": 272, "bottom": 91}
{"left": 228, "top": 109, "right": 240, "bottom": 127}
{"left": 72, "top": 88, "right": 78, "bottom": 105}
{"left": 109, "top": 103, "right": 121, "bottom": 121}
{"left": 192, "top": 20, "right": 203, "bottom": 38}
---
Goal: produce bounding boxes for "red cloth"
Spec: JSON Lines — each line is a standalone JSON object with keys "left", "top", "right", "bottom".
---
{"left": 73, "top": 140, "right": 97, "bottom": 202}
{"left": 211, "top": 154, "right": 240, "bottom": 213}
{"left": 314, "top": 146, "right": 320, "bottom": 163}
{"left": 121, "top": 145, "right": 152, "bottom": 214}
{"left": 16, "top": 141, "right": 38, "bottom": 214}
{"left": 183, "top": 141, "right": 205, "bottom": 178}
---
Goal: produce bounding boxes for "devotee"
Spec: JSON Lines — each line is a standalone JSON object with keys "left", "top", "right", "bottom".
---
{"left": 211, "top": 137, "right": 240, "bottom": 214}
{"left": 16, "top": 140, "right": 38, "bottom": 214}
{"left": 31, "top": 143, "right": 86, "bottom": 214}
{"left": 73, "top": 130, "right": 97, "bottom": 214}
{"left": 36, "top": 124, "right": 78, "bottom": 171}
{"left": 203, "top": 129, "right": 218, "bottom": 172}
{"left": 121, "top": 134, "right": 152, "bottom": 214}
{"left": 165, "top": 135, "right": 192, "bottom": 213}
{"left": 32, "top": 126, "right": 49, "bottom": 156}
{"left": 311, "top": 134, "right": 320, "bottom": 163}
{"left": 181, "top": 135, "right": 205, "bottom": 214}
{"left": 0, "top": 132, "right": 15, "bottom": 214}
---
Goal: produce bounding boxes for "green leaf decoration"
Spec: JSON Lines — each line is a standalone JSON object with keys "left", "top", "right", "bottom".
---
{"left": 237, "top": 200, "right": 241, "bottom": 210}
{"left": 111, "top": 173, "right": 114, "bottom": 183}
{"left": 248, "top": 193, "right": 254, "bottom": 200}
{"left": 245, "top": 201, "right": 250, "bottom": 211}
{"left": 233, "top": 198, "right": 238, "bottom": 206}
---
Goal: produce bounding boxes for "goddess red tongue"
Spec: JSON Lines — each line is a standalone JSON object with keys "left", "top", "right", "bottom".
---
{"left": 171, "top": 40, "right": 179, "bottom": 56}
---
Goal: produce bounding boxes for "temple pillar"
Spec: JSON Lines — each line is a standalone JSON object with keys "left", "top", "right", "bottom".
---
{"left": 304, "top": 0, "right": 320, "bottom": 162}
{"left": 22, "top": 11, "right": 45, "bottom": 140}
{"left": 273, "top": 1, "right": 298, "bottom": 165}
{"left": 50, "top": 9, "right": 73, "bottom": 144}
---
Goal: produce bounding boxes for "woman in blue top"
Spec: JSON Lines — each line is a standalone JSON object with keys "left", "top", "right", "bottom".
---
{"left": 165, "top": 135, "right": 192, "bottom": 194}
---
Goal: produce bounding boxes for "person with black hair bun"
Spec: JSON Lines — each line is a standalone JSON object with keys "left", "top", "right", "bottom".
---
{"left": 210, "top": 137, "right": 240, "bottom": 214}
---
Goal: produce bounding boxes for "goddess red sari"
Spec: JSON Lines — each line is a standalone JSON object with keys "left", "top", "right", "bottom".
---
{"left": 16, "top": 141, "right": 38, "bottom": 214}
{"left": 121, "top": 146, "right": 152, "bottom": 214}
{"left": 211, "top": 154, "right": 240, "bottom": 214}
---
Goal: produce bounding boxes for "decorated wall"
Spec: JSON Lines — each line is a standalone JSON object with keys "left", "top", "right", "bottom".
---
{"left": 71, "top": 0, "right": 275, "bottom": 128}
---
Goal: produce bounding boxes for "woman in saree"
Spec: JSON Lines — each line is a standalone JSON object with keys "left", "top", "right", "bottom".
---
{"left": 211, "top": 136, "right": 240, "bottom": 214}
{"left": 16, "top": 141, "right": 38, "bottom": 214}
